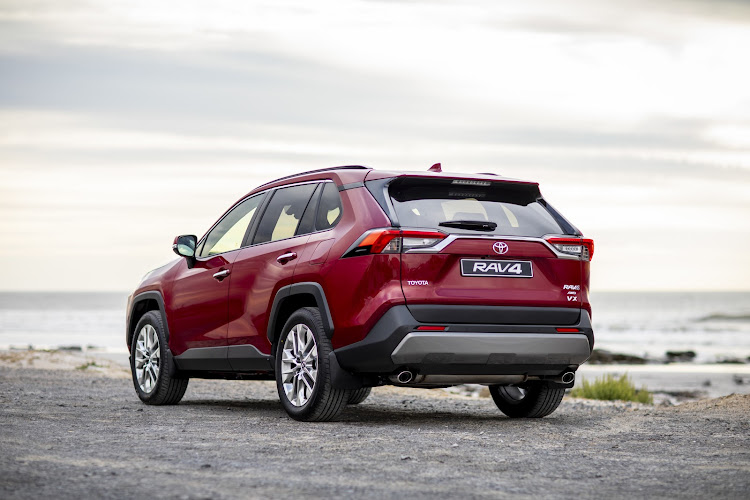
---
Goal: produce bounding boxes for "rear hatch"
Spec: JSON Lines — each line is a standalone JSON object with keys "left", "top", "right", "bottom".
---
{"left": 385, "top": 176, "right": 587, "bottom": 325}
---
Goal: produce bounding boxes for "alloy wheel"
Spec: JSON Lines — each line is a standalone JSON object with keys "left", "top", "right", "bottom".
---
{"left": 280, "top": 323, "right": 319, "bottom": 407}
{"left": 134, "top": 324, "right": 161, "bottom": 393}
{"left": 503, "top": 386, "right": 528, "bottom": 401}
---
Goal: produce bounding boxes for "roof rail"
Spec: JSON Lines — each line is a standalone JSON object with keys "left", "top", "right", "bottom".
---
{"left": 255, "top": 165, "right": 371, "bottom": 190}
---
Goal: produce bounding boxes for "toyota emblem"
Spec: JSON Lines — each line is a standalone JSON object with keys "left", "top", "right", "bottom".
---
{"left": 492, "top": 242, "right": 509, "bottom": 254}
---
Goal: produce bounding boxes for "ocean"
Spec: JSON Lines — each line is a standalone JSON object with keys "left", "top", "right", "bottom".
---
{"left": 0, "top": 291, "right": 749, "bottom": 363}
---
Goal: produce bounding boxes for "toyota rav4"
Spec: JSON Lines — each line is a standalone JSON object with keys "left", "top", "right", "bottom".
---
{"left": 126, "top": 165, "right": 594, "bottom": 421}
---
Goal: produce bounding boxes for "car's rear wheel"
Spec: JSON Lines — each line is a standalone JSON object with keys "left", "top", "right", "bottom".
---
{"left": 130, "top": 311, "right": 188, "bottom": 405}
{"left": 489, "top": 382, "right": 564, "bottom": 418}
{"left": 347, "top": 387, "right": 372, "bottom": 405}
{"left": 275, "top": 307, "right": 350, "bottom": 421}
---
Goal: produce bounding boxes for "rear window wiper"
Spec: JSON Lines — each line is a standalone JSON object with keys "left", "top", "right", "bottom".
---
{"left": 438, "top": 220, "right": 497, "bottom": 232}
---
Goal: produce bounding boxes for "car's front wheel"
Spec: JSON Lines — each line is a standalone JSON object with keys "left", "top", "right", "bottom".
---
{"left": 130, "top": 311, "right": 188, "bottom": 405}
{"left": 275, "top": 307, "right": 350, "bottom": 421}
{"left": 489, "top": 382, "right": 565, "bottom": 418}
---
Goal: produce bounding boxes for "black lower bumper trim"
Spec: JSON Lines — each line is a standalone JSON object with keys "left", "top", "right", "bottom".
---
{"left": 407, "top": 304, "right": 581, "bottom": 325}
{"left": 334, "top": 305, "right": 594, "bottom": 376}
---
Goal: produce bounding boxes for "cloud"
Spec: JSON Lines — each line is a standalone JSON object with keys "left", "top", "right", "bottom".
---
{"left": 0, "top": 0, "right": 749, "bottom": 290}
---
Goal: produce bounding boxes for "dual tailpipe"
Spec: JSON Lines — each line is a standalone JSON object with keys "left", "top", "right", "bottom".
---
{"left": 389, "top": 370, "right": 575, "bottom": 386}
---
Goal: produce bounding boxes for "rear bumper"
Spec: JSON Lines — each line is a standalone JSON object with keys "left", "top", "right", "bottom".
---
{"left": 334, "top": 305, "right": 594, "bottom": 377}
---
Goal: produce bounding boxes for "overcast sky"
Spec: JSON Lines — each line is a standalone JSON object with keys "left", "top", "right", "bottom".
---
{"left": 1, "top": 0, "right": 749, "bottom": 292}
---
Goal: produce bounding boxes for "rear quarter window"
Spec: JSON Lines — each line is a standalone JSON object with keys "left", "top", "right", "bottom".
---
{"left": 315, "top": 182, "right": 343, "bottom": 231}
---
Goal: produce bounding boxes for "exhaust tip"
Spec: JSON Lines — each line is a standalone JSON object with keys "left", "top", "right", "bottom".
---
{"left": 561, "top": 371, "right": 575, "bottom": 384}
{"left": 397, "top": 371, "right": 414, "bottom": 384}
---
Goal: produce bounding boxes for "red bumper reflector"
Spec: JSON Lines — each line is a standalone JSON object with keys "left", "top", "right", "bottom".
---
{"left": 556, "top": 328, "right": 580, "bottom": 333}
{"left": 416, "top": 326, "right": 447, "bottom": 331}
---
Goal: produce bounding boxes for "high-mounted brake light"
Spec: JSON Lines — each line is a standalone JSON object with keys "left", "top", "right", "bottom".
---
{"left": 343, "top": 229, "right": 447, "bottom": 257}
{"left": 546, "top": 237, "right": 595, "bottom": 261}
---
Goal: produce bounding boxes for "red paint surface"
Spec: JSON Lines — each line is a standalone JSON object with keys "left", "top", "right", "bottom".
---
{"left": 129, "top": 167, "right": 592, "bottom": 358}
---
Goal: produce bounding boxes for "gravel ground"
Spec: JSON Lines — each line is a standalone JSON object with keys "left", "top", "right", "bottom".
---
{"left": 1, "top": 353, "right": 749, "bottom": 499}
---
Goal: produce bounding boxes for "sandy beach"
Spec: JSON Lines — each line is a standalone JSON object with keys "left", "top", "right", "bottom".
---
{"left": 1, "top": 349, "right": 749, "bottom": 499}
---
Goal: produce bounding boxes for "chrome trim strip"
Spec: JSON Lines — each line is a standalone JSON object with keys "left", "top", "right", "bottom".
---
{"left": 391, "top": 332, "right": 591, "bottom": 365}
{"left": 405, "top": 233, "right": 582, "bottom": 260}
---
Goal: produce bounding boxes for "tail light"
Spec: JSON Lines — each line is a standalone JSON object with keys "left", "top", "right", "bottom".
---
{"left": 343, "top": 229, "right": 446, "bottom": 257}
{"left": 546, "top": 237, "right": 595, "bottom": 261}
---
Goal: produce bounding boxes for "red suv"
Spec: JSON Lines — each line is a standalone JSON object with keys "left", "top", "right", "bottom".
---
{"left": 126, "top": 166, "right": 594, "bottom": 421}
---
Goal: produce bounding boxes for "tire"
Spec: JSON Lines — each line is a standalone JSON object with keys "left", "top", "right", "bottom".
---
{"left": 489, "top": 382, "right": 564, "bottom": 418}
{"left": 130, "top": 311, "right": 188, "bottom": 405}
{"left": 275, "top": 307, "right": 351, "bottom": 422}
{"left": 348, "top": 387, "right": 372, "bottom": 405}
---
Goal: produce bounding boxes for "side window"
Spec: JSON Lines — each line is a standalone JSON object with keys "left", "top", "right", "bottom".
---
{"left": 253, "top": 184, "right": 317, "bottom": 244}
{"left": 199, "top": 194, "right": 264, "bottom": 257}
{"left": 295, "top": 183, "right": 322, "bottom": 236}
{"left": 315, "top": 182, "right": 343, "bottom": 231}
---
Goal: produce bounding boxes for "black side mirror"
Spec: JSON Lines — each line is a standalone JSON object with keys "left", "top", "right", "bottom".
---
{"left": 172, "top": 235, "right": 197, "bottom": 268}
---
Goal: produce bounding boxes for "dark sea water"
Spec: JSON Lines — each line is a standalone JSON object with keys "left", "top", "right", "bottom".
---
{"left": 0, "top": 291, "right": 749, "bottom": 362}
{"left": 590, "top": 292, "right": 750, "bottom": 363}
{"left": 0, "top": 292, "right": 128, "bottom": 351}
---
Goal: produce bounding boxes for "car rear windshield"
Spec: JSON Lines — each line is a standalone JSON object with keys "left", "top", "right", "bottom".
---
{"left": 388, "top": 177, "right": 568, "bottom": 237}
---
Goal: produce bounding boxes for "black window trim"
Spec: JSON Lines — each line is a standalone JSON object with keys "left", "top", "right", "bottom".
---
{"left": 314, "top": 181, "right": 345, "bottom": 232}
{"left": 295, "top": 183, "right": 324, "bottom": 237}
{"left": 195, "top": 191, "right": 268, "bottom": 260}
{"left": 196, "top": 179, "right": 344, "bottom": 259}
{"left": 249, "top": 180, "right": 346, "bottom": 248}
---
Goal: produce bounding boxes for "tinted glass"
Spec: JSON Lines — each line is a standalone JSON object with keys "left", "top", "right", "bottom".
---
{"left": 199, "top": 194, "right": 264, "bottom": 257}
{"left": 315, "top": 182, "right": 343, "bottom": 231}
{"left": 295, "top": 183, "right": 322, "bottom": 236}
{"left": 253, "top": 184, "right": 317, "bottom": 244}
{"left": 389, "top": 178, "right": 565, "bottom": 237}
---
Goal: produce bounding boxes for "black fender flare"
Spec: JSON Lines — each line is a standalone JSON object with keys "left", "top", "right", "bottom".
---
{"left": 266, "top": 282, "right": 335, "bottom": 344}
{"left": 127, "top": 291, "right": 171, "bottom": 346}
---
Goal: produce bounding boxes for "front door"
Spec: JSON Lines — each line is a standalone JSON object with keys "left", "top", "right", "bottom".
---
{"left": 168, "top": 193, "right": 265, "bottom": 356}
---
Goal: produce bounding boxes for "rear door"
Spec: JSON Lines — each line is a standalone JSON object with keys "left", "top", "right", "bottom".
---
{"left": 226, "top": 182, "right": 319, "bottom": 358}
{"left": 390, "top": 177, "right": 583, "bottom": 324}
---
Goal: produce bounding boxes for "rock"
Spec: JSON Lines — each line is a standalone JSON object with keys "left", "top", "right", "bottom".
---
{"left": 588, "top": 349, "right": 648, "bottom": 365}
{"left": 665, "top": 350, "right": 696, "bottom": 362}
{"left": 717, "top": 358, "right": 746, "bottom": 364}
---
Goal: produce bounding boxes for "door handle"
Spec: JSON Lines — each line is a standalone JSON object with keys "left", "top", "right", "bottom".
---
{"left": 276, "top": 252, "right": 297, "bottom": 264}
{"left": 213, "top": 269, "right": 231, "bottom": 281}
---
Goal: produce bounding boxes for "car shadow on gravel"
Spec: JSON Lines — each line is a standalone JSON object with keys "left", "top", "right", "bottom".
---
{"left": 340, "top": 406, "right": 509, "bottom": 424}
{"left": 179, "top": 399, "right": 282, "bottom": 412}
{"left": 177, "top": 398, "right": 541, "bottom": 425}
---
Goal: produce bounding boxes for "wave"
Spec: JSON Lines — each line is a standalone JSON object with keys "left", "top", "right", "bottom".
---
{"left": 697, "top": 313, "right": 750, "bottom": 323}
